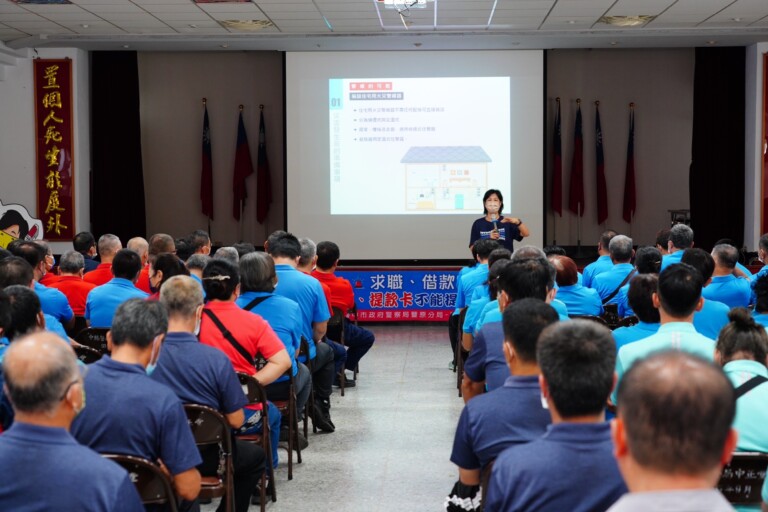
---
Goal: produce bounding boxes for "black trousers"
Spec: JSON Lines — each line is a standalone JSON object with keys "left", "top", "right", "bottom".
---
{"left": 198, "top": 437, "right": 265, "bottom": 512}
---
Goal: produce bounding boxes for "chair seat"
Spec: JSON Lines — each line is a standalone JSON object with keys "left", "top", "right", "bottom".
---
{"left": 237, "top": 434, "right": 263, "bottom": 443}
{"left": 200, "top": 476, "right": 223, "bottom": 487}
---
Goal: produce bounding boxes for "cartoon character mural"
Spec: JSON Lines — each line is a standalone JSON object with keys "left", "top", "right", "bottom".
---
{"left": 0, "top": 200, "right": 43, "bottom": 249}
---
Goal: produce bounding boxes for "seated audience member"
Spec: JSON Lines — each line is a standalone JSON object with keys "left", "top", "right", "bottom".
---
{"left": 611, "top": 274, "right": 661, "bottom": 351}
{"left": 233, "top": 242, "right": 257, "bottom": 259}
{"left": 615, "top": 245, "right": 662, "bottom": 318}
{"left": 4, "top": 286, "right": 45, "bottom": 343}
{"left": 136, "top": 233, "right": 176, "bottom": 293}
{"left": 448, "top": 246, "right": 479, "bottom": 370}
{"left": 213, "top": 246, "right": 239, "bottom": 264}
{"left": 715, "top": 308, "right": 768, "bottom": 512}
{"left": 187, "top": 230, "right": 212, "bottom": 256}
{"left": 152, "top": 275, "right": 264, "bottom": 512}
{"left": 83, "top": 234, "right": 122, "bottom": 286}
{"left": 174, "top": 238, "right": 193, "bottom": 262}
{"left": 48, "top": 250, "right": 95, "bottom": 316}
{"left": 73, "top": 231, "right": 99, "bottom": 273}
{"left": 456, "top": 239, "right": 501, "bottom": 311}
{"left": 704, "top": 244, "right": 752, "bottom": 309}
{"left": 462, "top": 256, "right": 512, "bottom": 350}
{"left": 35, "top": 239, "right": 59, "bottom": 286}
{"left": 148, "top": 253, "right": 190, "bottom": 300}
{"left": 544, "top": 245, "right": 583, "bottom": 284}
{"left": 0, "top": 257, "right": 68, "bottom": 341}
{"left": 85, "top": 248, "right": 148, "bottom": 328}
{"left": 613, "top": 263, "right": 715, "bottom": 405}
{"left": 237, "top": 252, "right": 312, "bottom": 439}
{"left": 126, "top": 237, "right": 149, "bottom": 269}
{"left": 71, "top": 299, "right": 202, "bottom": 507}
{"left": 655, "top": 227, "right": 671, "bottom": 256}
{"left": 267, "top": 231, "right": 336, "bottom": 432}
{"left": 448, "top": 299, "right": 556, "bottom": 509}
{"left": 608, "top": 351, "right": 737, "bottom": 512}
{"left": 313, "top": 240, "right": 376, "bottom": 378}
{"left": 752, "top": 274, "right": 768, "bottom": 328}
{"left": 713, "top": 238, "right": 753, "bottom": 279}
{"left": 751, "top": 233, "right": 768, "bottom": 284}
{"left": 199, "top": 259, "right": 292, "bottom": 468}
{"left": 485, "top": 320, "right": 627, "bottom": 512}
{"left": 462, "top": 256, "right": 559, "bottom": 402}
{"left": 582, "top": 230, "right": 617, "bottom": 288}
{"left": 0, "top": 290, "right": 10, "bottom": 355}
{"left": 549, "top": 254, "right": 602, "bottom": 316}
{"left": 681, "top": 248, "right": 731, "bottom": 339}
{"left": 593, "top": 235, "right": 635, "bottom": 305}
{"left": 9, "top": 241, "right": 74, "bottom": 330}
{"left": 661, "top": 223, "right": 693, "bottom": 271}
{"left": 186, "top": 254, "right": 210, "bottom": 284}
{"left": 0, "top": 332, "right": 143, "bottom": 511}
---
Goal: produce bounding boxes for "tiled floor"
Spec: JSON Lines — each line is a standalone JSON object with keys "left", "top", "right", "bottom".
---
{"left": 203, "top": 323, "right": 463, "bottom": 511}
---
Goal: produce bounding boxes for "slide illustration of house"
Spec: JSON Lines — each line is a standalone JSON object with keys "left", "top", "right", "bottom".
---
{"left": 400, "top": 146, "right": 492, "bottom": 211}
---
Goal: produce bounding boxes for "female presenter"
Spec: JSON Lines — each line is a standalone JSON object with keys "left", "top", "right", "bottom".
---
{"left": 468, "top": 189, "right": 529, "bottom": 252}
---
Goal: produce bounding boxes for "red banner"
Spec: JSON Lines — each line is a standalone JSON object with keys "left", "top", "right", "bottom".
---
{"left": 34, "top": 59, "right": 75, "bottom": 240}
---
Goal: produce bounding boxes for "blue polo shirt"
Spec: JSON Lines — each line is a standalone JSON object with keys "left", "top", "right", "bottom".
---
{"left": 451, "top": 375, "right": 550, "bottom": 471}
{"left": 71, "top": 356, "right": 202, "bottom": 476}
{"left": 44, "top": 314, "right": 69, "bottom": 342}
{"left": 703, "top": 274, "right": 751, "bottom": 309}
{"left": 612, "top": 321, "right": 660, "bottom": 352}
{"left": 476, "top": 300, "right": 500, "bottom": 332}
{"left": 592, "top": 263, "right": 635, "bottom": 304}
{"left": 751, "top": 264, "right": 768, "bottom": 283}
{"left": 85, "top": 278, "right": 149, "bottom": 328}
{"left": 237, "top": 291, "right": 302, "bottom": 379}
{"left": 616, "top": 283, "right": 634, "bottom": 318}
{"left": 736, "top": 262, "right": 753, "bottom": 278}
{"left": 273, "top": 264, "right": 329, "bottom": 360}
{"left": 485, "top": 422, "right": 627, "bottom": 512}
{"left": 151, "top": 331, "right": 247, "bottom": 414}
{"left": 456, "top": 264, "right": 488, "bottom": 309}
{"left": 463, "top": 295, "right": 491, "bottom": 334}
{"left": 189, "top": 273, "right": 206, "bottom": 299}
{"left": 556, "top": 284, "right": 603, "bottom": 316}
{"left": 0, "top": 422, "right": 143, "bottom": 511}
{"left": 582, "top": 255, "right": 613, "bottom": 289}
{"left": 660, "top": 249, "right": 684, "bottom": 271}
{"left": 693, "top": 299, "right": 730, "bottom": 340}
{"left": 752, "top": 311, "right": 768, "bottom": 329}
{"left": 34, "top": 281, "right": 74, "bottom": 324}
{"left": 452, "top": 265, "right": 476, "bottom": 315}
{"left": 613, "top": 322, "right": 716, "bottom": 404}
{"left": 463, "top": 321, "right": 507, "bottom": 390}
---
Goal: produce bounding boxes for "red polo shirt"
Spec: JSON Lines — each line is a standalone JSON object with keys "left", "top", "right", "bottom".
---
{"left": 49, "top": 275, "right": 96, "bottom": 316}
{"left": 83, "top": 263, "right": 113, "bottom": 287}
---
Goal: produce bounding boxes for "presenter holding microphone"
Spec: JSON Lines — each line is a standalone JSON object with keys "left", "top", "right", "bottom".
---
{"left": 469, "top": 189, "right": 529, "bottom": 252}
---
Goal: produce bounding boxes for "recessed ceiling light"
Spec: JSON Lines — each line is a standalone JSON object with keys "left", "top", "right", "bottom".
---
{"left": 731, "top": 17, "right": 742, "bottom": 22}
{"left": 610, "top": 41, "right": 618, "bottom": 46}
{"left": 567, "top": 20, "right": 576, "bottom": 25}
{"left": 220, "top": 43, "right": 229, "bottom": 48}
{"left": 707, "top": 40, "right": 717, "bottom": 45}
{"left": 599, "top": 15, "right": 655, "bottom": 27}
{"left": 80, "top": 24, "right": 89, "bottom": 28}
{"left": 220, "top": 19, "right": 274, "bottom": 31}
{"left": 122, "top": 44, "right": 130, "bottom": 49}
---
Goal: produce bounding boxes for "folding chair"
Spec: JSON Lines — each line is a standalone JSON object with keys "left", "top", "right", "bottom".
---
{"left": 103, "top": 454, "right": 178, "bottom": 512}
{"left": 328, "top": 307, "right": 347, "bottom": 396}
{"left": 236, "top": 373, "right": 277, "bottom": 507}
{"left": 299, "top": 337, "right": 317, "bottom": 436}
{"left": 74, "top": 327, "right": 110, "bottom": 355}
{"left": 183, "top": 404, "right": 235, "bottom": 512}
{"left": 717, "top": 452, "right": 768, "bottom": 506}
{"left": 73, "top": 344, "right": 102, "bottom": 364}
{"left": 257, "top": 360, "right": 302, "bottom": 480}
{"left": 66, "top": 315, "right": 88, "bottom": 338}
{"left": 614, "top": 315, "right": 639, "bottom": 329}
{"left": 456, "top": 307, "right": 468, "bottom": 397}
{"left": 570, "top": 315, "right": 609, "bottom": 327}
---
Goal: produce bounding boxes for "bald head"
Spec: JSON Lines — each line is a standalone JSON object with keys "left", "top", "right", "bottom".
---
{"left": 127, "top": 237, "right": 149, "bottom": 264}
{"left": 617, "top": 351, "right": 735, "bottom": 476}
{"left": 2, "top": 332, "right": 80, "bottom": 415}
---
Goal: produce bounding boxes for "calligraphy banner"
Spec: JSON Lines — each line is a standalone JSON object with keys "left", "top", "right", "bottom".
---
{"left": 337, "top": 268, "right": 460, "bottom": 322}
{"left": 33, "top": 58, "right": 75, "bottom": 240}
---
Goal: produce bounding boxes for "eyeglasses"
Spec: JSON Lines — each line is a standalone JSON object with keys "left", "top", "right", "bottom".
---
{"left": 58, "top": 364, "right": 88, "bottom": 401}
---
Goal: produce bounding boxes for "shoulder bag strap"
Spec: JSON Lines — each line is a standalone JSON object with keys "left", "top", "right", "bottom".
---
{"left": 242, "top": 295, "right": 272, "bottom": 312}
{"left": 202, "top": 309, "right": 255, "bottom": 366}
{"left": 734, "top": 375, "right": 768, "bottom": 399}
{"left": 602, "top": 269, "right": 637, "bottom": 305}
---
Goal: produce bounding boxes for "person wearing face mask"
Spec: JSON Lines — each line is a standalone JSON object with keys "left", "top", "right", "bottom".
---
{"left": 71, "top": 299, "right": 202, "bottom": 510}
{"left": 0, "top": 332, "right": 144, "bottom": 511}
{"left": 147, "top": 253, "right": 190, "bottom": 300}
{"left": 469, "top": 189, "right": 529, "bottom": 253}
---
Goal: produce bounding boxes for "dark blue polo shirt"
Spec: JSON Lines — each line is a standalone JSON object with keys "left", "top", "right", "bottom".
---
{"left": 451, "top": 375, "right": 550, "bottom": 470}
{"left": 0, "top": 422, "right": 143, "bottom": 511}
{"left": 462, "top": 321, "right": 507, "bottom": 390}
{"left": 151, "top": 331, "right": 247, "bottom": 414}
{"left": 71, "top": 356, "right": 202, "bottom": 475}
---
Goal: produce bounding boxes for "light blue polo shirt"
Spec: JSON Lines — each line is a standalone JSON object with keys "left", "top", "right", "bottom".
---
{"left": 611, "top": 321, "right": 660, "bottom": 352}
{"left": 463, "top": 295, "right": 491, "bottom": 334}
{"left": 556, "top": 284, "right": 603, "bottom": 316}
{"left": 660, "top": 249, "right": 684, "bottom": 271}
{"left": 273, "top": 264, "right": 330, "bottom": 360}
{"left": 44, "top": 314, "right": 69, "bottom": 342}
{"left": 592, "top": 263, "right": 635, "bottom": 305}
{"left": 34, "top": 281, "right": 74, "bottom": 324}
{"left": 692, "top": 299, "right": 729, "bottom": 340}
{"left": 582, "top": 255, "right": 613, "bottom": 289}
{"left": 613, "top": 322, "right": 715, "bottom": 404}
{"left": 752, "top": 311, "right": 768, "bottom": 329}
{"left": 84, "top": 278, "right": 149, "bottom": 328}
{"left": 452, "top": 265, "right": 476, "bottom": 316}
{"left": 237, "top": 290, "right": 301, "bottom": 380}
{"left": 750, "top": 264, "right": 768, "bottom": 283}
{"left": 476, "top": 300, "right": 501, "bottom": 332}
{"left": 736, "top": 262, "right": 753, "bottom": 278}
{"left": 456, "top": 263, "right": 488, "bottom": 309}
{"left": 703, "top": 274, "right": 751, "bottom": 309}
{"left": 551, "top": 299, "right": 570, "bottom": 321}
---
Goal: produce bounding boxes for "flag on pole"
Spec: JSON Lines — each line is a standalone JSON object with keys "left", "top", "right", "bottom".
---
{"left": 256, "top": 107, "right": 272, "bottom": 224}
{"left": 568, "top": 101, "right": 585, "bottom": 216}
{"left": 595, "top": 103, "right": 608, "bottom": 224}
{"left": 201, "top": 103, "right": 214, "bottom": 220}
{"left": 232, "top": 109, "right": 254, "bottom": 221}
{"left": 623, "top": 104, "right": 636, "bottom": 223}
{"left": 551, "top": 99, "right": 563, "bottom": 217}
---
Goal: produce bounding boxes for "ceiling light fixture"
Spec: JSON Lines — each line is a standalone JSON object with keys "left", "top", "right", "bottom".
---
{"left": 80, "top": 24, "right": 89, "bottom": 28}
{"left": 599, "top": 15, "right": 655, "bottom": 27}
{"left": 219, "top": 20, "right": 274, "bottom": 31}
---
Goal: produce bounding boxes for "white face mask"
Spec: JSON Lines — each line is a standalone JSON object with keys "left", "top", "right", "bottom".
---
{"left": 193, "top": 316, "right": 202, "bottom": 337}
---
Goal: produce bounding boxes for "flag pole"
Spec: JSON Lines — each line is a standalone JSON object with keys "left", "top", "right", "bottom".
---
{"left": 239, "top": 104, "right": 245, "bottom": 242}
{"left": 576, "top": 203, "right": 583, "bottom": 257}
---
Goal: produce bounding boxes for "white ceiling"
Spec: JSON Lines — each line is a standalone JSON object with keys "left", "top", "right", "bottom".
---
{"left": 1, "top": 0, "right": 767, "bottom": 52}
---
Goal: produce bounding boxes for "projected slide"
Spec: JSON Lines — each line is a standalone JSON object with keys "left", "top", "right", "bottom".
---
{"left": 329, "top": 77, "right": 510, "bottom": 215}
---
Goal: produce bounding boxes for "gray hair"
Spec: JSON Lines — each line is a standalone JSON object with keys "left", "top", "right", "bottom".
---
{"left": 97, "top": 234, "right": 122, "bottom": 258}
{"left": 110, "top": 299, "right": 168, "bottom": 349}
{"left": 59, "top": 250, "right": 85, "bottom": 274}
{"left": 213, "top": 247, "right": 239, "bottom": 264}
{"left": 33, "top": 239, "right": 52, "bottom": 256}
{"left": 609, "top": 235, "right": 633, "bottom": 262}
{"left": 160, "top": 275, "right": 203, "bottom": 319}
{"left": 511, "top": 245, "right": 546, "bottom": 262}
{"left": 186, "top": 254, "right": 211, "bottom": 272}
{"left": 670, "top": 224, "right": 694, "bottom": 250}
{"left": 712, "top": 244, "right": 738, "bottom": 270}
{"left": 298, "top": 238, "right": 316, "bottom": 267}
{"left": 240, "top": 252, "right": 276, "bottom": 293}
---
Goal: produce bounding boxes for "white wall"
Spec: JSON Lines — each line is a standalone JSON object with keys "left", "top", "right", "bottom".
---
{"left": 546, "top": 49, "right": 695, "bottom": 249}
{"left": 0, "top": 46, "right": 90, "bottom": 254}
{"left": 745, "top": 42, "right": 768, "bottom": 249}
